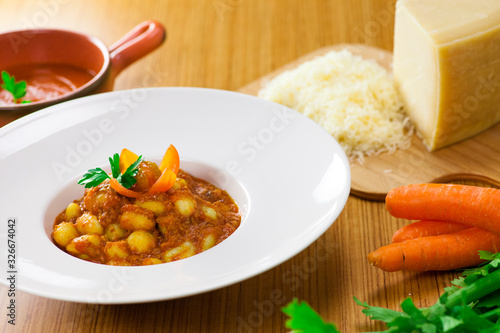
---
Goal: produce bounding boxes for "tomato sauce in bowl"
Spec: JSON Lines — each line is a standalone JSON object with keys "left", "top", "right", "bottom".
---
{"left": 0, "top": 63, "right": 95, "bottom": 105}
{"left": 0, "top": 21, "right": 165, "bottom": 122}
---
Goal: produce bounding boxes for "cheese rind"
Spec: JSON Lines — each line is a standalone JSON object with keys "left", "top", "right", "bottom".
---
{"left": 394, "top": 0, "right": 500, "bottom": 150}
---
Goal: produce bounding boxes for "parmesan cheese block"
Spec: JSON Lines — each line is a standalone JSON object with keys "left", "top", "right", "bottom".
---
{"left": 394, "top": 0, "right": 500, "bottom": 151}
{"left": 258, "top": 50, "right": 412, "bottom": 163}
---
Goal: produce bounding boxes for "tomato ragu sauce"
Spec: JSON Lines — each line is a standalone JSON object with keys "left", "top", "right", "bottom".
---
{"left": 0, "top": 63, "right": 94, "bottom": 105}
{"left": 52, "top": 149, "right": 241, "bottom": 266}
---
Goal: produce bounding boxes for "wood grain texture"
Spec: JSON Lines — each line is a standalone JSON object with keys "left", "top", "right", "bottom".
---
{"left": 0, "top": 1, "right": 461, "bottom": 332}
{"left": 240, "top": 44, "right": 500, "bottom": 201}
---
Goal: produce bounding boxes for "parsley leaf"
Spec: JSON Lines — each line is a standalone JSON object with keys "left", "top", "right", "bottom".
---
{"left": 1, "top": 71, "right": 31, "bottom": 103}
{"left": 355, "top": 251, "right": 500, "bottom": 332}
{"left": 77, "top": 167, "right": 110, "bottom": 188}
{"left": 77, "top": 153, "right": 143, "bottom": 189}
{"left": 282, "top": 298, "right": 340, "bottom": 333}
{"left": 284, "top": 252, "right": 500, "bottom": 333}
{"left": 109, "top": 153, "right": 121, "bottom": 179}
{"left": 354, "top": 296, "right": 405, "bottom": 323}
{"left": 117, "top": 155, "right": 142, "bottom": 189}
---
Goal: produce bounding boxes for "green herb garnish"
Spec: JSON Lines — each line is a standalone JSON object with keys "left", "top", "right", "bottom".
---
{"left": 1, "top": 71, "right": 31, "bottom": 104}
{"left": 283, "top": 251, "right": 500, "bottom": 332}
{"left": 77, "top": 167, "right": 110, "bottom": 188}
{"left": 116, "top": 153, "right": 143, "bottom": 189}
{"left": 78, "top": 153, "right": 143, "bottom": 189}
{"left": 282, "top": 298, "right": 340, "bottom": 333}
{"left": 355, "top": 251, "right": 500, "bottom": 332}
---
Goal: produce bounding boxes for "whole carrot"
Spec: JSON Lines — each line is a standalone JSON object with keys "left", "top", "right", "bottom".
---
{"left": 368, "top": 227, "right": 500, "bottom": 272}
{"left": 386, "top": 183, "right": 500, "bottom": 236}
{"left": 391, "top": 220, "right": 471, "bottom": 243}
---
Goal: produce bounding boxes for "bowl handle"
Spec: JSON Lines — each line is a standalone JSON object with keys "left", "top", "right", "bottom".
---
{"left": 108, "top": 20, "right": 166, "bottom": 77}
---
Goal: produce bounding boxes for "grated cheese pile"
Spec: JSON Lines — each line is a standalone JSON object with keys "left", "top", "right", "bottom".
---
{"left": 258, "top": 49, "right": 413, "bottom": 163}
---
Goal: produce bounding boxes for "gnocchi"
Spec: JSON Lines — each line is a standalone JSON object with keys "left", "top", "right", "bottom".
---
{"left": 52, "top": 222, "right": 79, "bottom": 247}
{"left": 76, "top": 213, "right": 104, "bottom": 235}
{"left": 52, "top": 166, "right": 241, "bottom": 266}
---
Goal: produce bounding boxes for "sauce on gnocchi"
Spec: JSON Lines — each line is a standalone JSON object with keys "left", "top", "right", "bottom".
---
{"left": 52, "top": 161, "right": 241, "bottom": 266}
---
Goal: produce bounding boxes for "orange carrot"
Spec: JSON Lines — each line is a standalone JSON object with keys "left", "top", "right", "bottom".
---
{"left": 368, "top": 227, "right": 500, "bottom": 272}
{"left": 110, "top": 178, "right": 142, "bottom": 198}
{"left": 391, "top": 220, "right": 471, "bottom": 243}
{"left": 159, "top": 144, "right": 180, "bottom": 174}
{"left": 148, "top": 168, "right": 177, "bottom": 194}
{"left": 114, "top": 145, "right": 180, "bottom": 196}
{"left": 119, "top": 148, "right": 140, "bottom": 174}
{"left": 386, "top": 183, "right": 500, "bottom": 237}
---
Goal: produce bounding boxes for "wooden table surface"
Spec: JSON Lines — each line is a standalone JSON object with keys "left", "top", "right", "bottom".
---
{"left": 0, "top": 1, "right": 461, "bottom": 332}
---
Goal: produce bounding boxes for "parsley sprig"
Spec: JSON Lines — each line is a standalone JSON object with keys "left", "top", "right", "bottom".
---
{"left": 355, "top": 251, "right": 500, "bottom": 332}
{"left": 282, "top": 299, "right": 340, "bottom": 333}
{"left": 78, "top": 153, "right": 143, "bottom": 189}
{"left": 1, "top": 71, "right": 31, "bottom": 104}
{"left": 283, "top": 251, "right": 500, "bottom": 333}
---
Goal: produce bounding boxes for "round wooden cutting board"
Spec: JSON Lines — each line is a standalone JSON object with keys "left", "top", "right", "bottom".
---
{"left": 238, "top": 44, "right": 500, "bottom": 201}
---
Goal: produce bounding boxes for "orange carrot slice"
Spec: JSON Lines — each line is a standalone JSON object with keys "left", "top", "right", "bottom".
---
{"left": 110, "top": 178, "right": 142, "bottom": 198}
{"left": 159, "top": 144, "right": 180, "bottom": 173}
{"left": 148, "top": 168, "right": 177, "bottom": 194}
{"left": 119, "top": 148, "right": 140, "bottom": 174}
{"left": 114, "top": 145, "right": 179, "bottom": 195}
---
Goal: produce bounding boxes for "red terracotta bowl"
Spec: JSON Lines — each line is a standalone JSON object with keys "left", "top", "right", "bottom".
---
{"left": 0, "top": 20, "right": 165, "bottom": 119}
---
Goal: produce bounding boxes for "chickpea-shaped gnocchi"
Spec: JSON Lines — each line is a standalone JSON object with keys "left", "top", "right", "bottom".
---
{"left": 119, "top": 205, "right": 156, "bottom": 231}
{"left": 174, "top": 198, "right": 196, "bottom": 217}
{"left": 66, "top": 234, "right": 104, "bottom": 261}
{"left": 65, "top": 203, "right": 81, "bottom": 220}
{"left": 143, "top": 258, "right": 162, "bottom": 265}
{"left": 171, "top": 178, "right": 187, "bottom": 191}
{"left": 76, "top": 213, "right": 104, "bottom": 235}
{"left": 163, "top": 241, "right": 196, "bottom": 262}
{"left": 202, "top": 234, "right": 216, "bottom": 251}
{"left": 104, "top": 223, "right": 129, "bottom": 241}
{"left": 104, "top": 241, "right": 131, "bottom": 259}
{"left": 135, "top": 200, "right": 168, "bottom": 217}
{"left": 202, "top": 206, "right": 218, "bottom": 220}
{"left": 127, "top": 230, "right": 157, "bottom": 254}
{"left": 52, "top": 222, "right": 80, "bottom": 247}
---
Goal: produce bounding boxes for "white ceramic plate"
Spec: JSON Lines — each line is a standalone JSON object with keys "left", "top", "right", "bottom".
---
{"left": 0, "top": 87, "right": 350, "bottom": 304}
